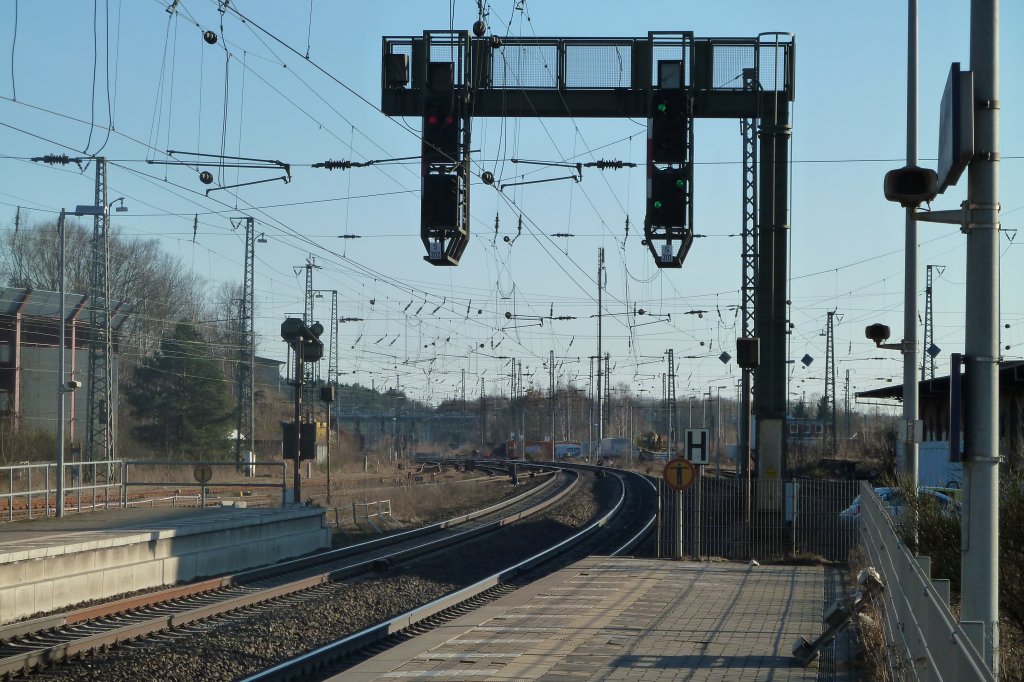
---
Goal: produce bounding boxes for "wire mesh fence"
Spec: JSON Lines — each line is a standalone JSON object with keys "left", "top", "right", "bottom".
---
{"left": 657, "top": 475, "right": 861, "bottom": 563}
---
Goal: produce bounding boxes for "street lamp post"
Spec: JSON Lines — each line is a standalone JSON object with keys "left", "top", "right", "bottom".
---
{"left": 57, "top": 203, "right": 115, "bottom": 517}
{"left": 57, "top": 209, "right": 68, "bottom": 517}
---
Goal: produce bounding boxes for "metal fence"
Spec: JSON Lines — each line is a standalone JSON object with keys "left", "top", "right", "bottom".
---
{"left": 859, "top": 482, "right": 994, "bottom": 681}
{"left": 1, "top": 460, "right": 123, "bottom": 522}
{"left": 123, "top": 460, "right": 288, "bottom": 507}
{"left": 656, "top": 476, "right": 861, "bottom": 562}
{"left": 352, "top": 499, "right": 401, "bottom": 533}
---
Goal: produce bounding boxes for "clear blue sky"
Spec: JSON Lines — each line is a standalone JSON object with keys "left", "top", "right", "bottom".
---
{"left": 1, "top": 1, "right": 1021, "bottom": 416}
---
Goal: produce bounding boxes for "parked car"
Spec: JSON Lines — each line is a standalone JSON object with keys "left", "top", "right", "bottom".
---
{"left": 840, "top": 487, "right": 959, "bottom": 521}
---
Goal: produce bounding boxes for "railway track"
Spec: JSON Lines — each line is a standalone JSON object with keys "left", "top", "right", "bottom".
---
{"left": 0, "top": 467, "right": 571, "bottom": 680}
{"left": 241, "top": 464, "right": 657, "bottom": 682}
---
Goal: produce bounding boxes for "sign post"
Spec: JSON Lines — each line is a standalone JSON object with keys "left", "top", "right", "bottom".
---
{"left": 683, "top": 428, "right": 710, "bottom": 558}
{"left": 193, "top": 465, "right": 212, "bottom": 508}
{"left": 663, "top": 457, "right": 696, "bottom": 560}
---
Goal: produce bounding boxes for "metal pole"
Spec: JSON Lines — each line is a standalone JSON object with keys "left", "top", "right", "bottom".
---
{"left": 596, "top": 248, "right": 604, "bottom": 458}
{"left": 963, "top": 0, "right": 1000, "bottom": 670}
{"left": 326, "top": 394, "right": 332, "bottom": 504}
{"left": 56, "top": 210, "right": 67, "bottom": 517}
{"left": 902, "top": 0, "right": 920, "bottom": 488}
{"left": 293, "top": 340, "right": 303, "bottom": 506}
{"left": 716, "top": 386, "right": 722, "bottom": 476}
{"left": 550, "top": 349, "right": 555, "bottom": 460}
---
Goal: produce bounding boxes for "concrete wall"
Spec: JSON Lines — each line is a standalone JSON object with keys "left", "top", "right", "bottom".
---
{"left": 0, "top": 507, "right": 330, "bottom": 625}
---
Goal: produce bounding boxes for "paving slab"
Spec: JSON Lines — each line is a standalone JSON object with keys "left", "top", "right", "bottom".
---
{"left": 340, "top": 556, "right": 857, "bottom": 681}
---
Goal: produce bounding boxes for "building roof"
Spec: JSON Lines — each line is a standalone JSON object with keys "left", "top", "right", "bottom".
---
{"left": 856, "top": 360, "right": 1024, "bottom": 402}
{"left": 255, "top": 355, "right": 285, "bottom": 366}
{"left": 0, "top": 287, "right": 134, "bottom": 330}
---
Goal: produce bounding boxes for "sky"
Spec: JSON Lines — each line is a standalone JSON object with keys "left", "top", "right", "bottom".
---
{"left": 1, "top": 0, "right": 1021, "bottom": 416}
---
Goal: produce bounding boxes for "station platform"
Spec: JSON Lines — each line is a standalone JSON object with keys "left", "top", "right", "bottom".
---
{"left": 341, "top": 556, "right": 857, "bottom": 681}
{"left": 0, "top": 505, "right": 330, "bottom": 625}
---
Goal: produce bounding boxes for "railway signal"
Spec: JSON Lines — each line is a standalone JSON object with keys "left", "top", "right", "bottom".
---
{"left": 420, "top": 57, "right": 470, "bottom": 266}
{"left": 650, "top": 89, "right": 688, "bottom": 164}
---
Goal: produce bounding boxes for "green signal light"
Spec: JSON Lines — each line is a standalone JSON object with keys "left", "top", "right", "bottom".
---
{"left": 653, "top": 200, "right": 663, "bottom": 209}
{"left": 675, "top": 179, "right": 685, "bottom": 188}
{"left": 657, "top": 103, "right": 667, "bottom": 113}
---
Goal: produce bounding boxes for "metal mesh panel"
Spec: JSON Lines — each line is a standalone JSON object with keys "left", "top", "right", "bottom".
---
{"left": 710, "top": 44, "right": 755, "bottom": 90}
{"left": 386, "top": 43, "right": 413, "bottom": 89}
{"left": 491, "top": 44, "right": 558, "bottom": 89}
{"left": 757, "top": 44, "right": 788, "bottom": 92}
{"left": 428, "top": 42, "right": 466, "bottom": 86}
{"left": 657, "top": 477, "right": 861, "bottom": 562}
{"left": 563, "top": 44, "right": 632, "bottom": 89}
{"left": 650, "top": 44, "right": 691, "bottom": 88}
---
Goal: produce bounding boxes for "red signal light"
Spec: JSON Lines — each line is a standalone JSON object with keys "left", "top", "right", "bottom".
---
{"left": 427, "top": 114, "right": 439, "bottom": 125}
{"left": 444, "top": 115, "right": 454, "bottom": 125}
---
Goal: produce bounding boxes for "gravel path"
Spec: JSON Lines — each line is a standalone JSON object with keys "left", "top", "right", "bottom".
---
{"left": 35, "top": 474, "right": 615, "bottom": 681}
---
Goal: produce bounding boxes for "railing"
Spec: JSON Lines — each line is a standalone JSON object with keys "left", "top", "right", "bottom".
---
{"left": 1, "top": 460, "right": 123, "bottom": 522}
{"left": 382, "top": 33, "right": 793, "bottom": 95}
{"left": 859, "top": 481, "right": 994, "bottom": 681}
{"left": 123, "top": 460, "right": 288, "bottom": 507}
{"left": 352, "top": 499, "right": 401, "bottom": 533}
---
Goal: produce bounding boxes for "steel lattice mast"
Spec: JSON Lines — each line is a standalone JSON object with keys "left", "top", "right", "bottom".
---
{"left": 739, "top": 66, "right": 759, "bottom": 479}
{"left": 234, "top": 217, "right": 256, "bottom": 466}
{"left": 824, "top": 310, "right": 837, "bottom": 456}
{"left": 666, "top": 349, "right": 676, "bottom": 456}
{"left": 87, "top": 157, "right": 113, "bottom": 462}
{"left": 301, "top": 255, "right": 318, "bottom": 419}
{"left": 922, "top": 264, "right": 943, "bottom": 381}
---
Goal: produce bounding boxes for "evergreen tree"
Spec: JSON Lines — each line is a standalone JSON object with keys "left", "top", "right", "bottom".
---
{"left": 125, "top": 321, "right": 234, "bottom": 458}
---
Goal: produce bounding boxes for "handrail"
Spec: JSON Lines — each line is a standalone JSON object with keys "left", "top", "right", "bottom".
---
{"left": 1, "top": 460, "right": 122, "bottom": 522}
{"left": 859, "top": 481, "right": 993, "bottom": 681}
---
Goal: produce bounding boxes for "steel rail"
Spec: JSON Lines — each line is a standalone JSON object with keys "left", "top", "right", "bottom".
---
{"left": 240, "top": 467, "right": 656, "bottom": 682}
{"left": 0, "top": 469, "right": 572, "bottom": 678}
{"left": 0, "top": 467, "right": 557, "bottom": 642}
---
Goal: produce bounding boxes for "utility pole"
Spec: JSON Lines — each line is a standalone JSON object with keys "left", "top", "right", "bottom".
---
{"left": 234, "top": 217, "right": 256, "bottom": 469}
{"left": 87, "top": 157, "right": 112, "bottom": 463}
{"left": 549, "top": 350, "right": 555, "bottom": 459}
{"left": 923, "top": 264, "right": 944, "bottom": 380}
{"left": 596, "top": 248, "right": 604, "bottom": 457}
{"left": 310, "top": 289, "right": 339, "bottom": 487}
{"left": 292, "top": 340, "right": 303, "bottom": 504}
{"left": 300, "top": 256, "right": 320, "bottom": 421}
{"left": 740, "top": 65, "right": 759, "bottom": 487}
{"left": 479, "top": 377, "right": 485, "bottom": 449}
{"left": 902, "top": 0, "right": 921, "bottom": 492}
{"left": 844, "top": 369, "right": 851, "bottom": 442}
{"left": 603, "top": 352, "right": 611, "bottom": 433}
{"left": 325, "top": 289, "right": 338, "bottom": 503}
{"left": 509, "top": 358, "right": 517, "bottom": 452}
{"left": 716, "top": 385, "right": 725, "bottom": 475}
{"left": 665, "top": 350, "right": 676, "bottom": 456}
{"left": 517, "top": 360, "right": 525, "bottom": 456}
{"left": 824, "top": 309, "right": 837, "bottom": 455}
{"left": 963, "top": 0, "right": 1000, "bottom": 670}
{"left": 589, "top": 356, "right": 595, "bottom": 460}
